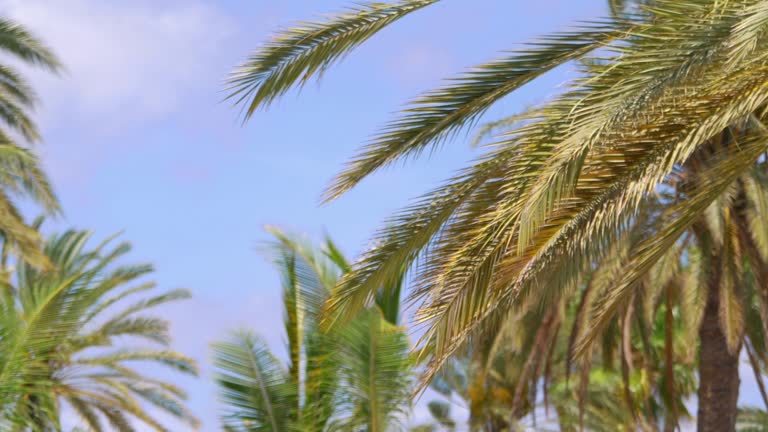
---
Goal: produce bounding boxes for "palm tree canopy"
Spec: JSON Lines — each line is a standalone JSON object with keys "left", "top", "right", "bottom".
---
{"left": 230, "top": 0, "right": 768, "bottom": 383}
{"left": 0, "top": 18, "right": 61, "bottom": 270}
{"left": 0, "top": 227, "right": 198, "bottom": 431}
{"left": 213, "top": 228, "right": 412, "bottom": 432}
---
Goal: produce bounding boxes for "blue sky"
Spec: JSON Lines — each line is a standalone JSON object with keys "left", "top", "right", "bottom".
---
{"left": 3, "top": 0, "right": 762, "bottom": 430}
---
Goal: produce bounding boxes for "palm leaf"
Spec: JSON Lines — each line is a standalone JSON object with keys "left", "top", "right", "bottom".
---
{"left": 213, "top": 331, "right": 296, "bottom": 432}
{"left": 227, "top": 0, "right": 438, "bottom": 119}
{"left": 332, "top": 308, "right": 411, "bottom": 431}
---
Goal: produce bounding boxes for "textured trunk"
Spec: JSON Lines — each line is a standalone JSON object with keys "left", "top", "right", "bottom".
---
{"left": 697, "top": 268, "right": 740, "bottom": 432}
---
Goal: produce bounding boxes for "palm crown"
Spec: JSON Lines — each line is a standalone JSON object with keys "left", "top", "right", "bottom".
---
{"left": 230, "top": 1, "right": 768, "bottom": 430}
{"left": 0, "top": 226, "right": 198, "bottom": 431}
{"left": 213, "top": 228, "right": 412, "bottom": 432}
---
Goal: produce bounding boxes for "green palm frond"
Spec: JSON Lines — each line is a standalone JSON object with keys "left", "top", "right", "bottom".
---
{"left": 0, "top": 18, "right": 60, "bottom": 71}
{"left": 215, "top": 229, "right": 413, "bottom": 431}
{"left": 214, "top": 331, "right": 296, "bottom": 432}
{"left": 332, "top": 308, "right": 412, "bottom": 431}
{"left": 0, "top": 227, "right": 197, "bottom": 430}
{"left": 266, "top": 227, "right": 341, "bottom": 430}
{"left": 0, "top": 17, "right": 61, "bottom": 269}
{"left": 227, "top": 0, "right": 438, "bottom": 119}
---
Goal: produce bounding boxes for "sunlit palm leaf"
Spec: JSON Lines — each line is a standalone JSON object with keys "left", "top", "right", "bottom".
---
{"left": 227, "top": 0, "right": 439, "bottom": 119}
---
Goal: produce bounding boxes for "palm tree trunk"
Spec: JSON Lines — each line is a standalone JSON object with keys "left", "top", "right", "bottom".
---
{"left": 697, "top": 262, "right": 740, "bottom": 432}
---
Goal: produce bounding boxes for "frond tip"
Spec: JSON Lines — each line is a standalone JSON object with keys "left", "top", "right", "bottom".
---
{"left": 226, "top": 0, "right": 438, "bottom": 121}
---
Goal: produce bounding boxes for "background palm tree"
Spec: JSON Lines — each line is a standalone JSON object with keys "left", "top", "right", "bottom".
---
{"left": 424, "top": 220, "right": 699, "bottom": 432}
{"left": 0, "top": 18, "right": 61, "bottom": 269}
{"left": 229, "top": 1, "right": 768, "bottom": 430}
{"left": 0, "top": 225, "right": 198, "bottom": 431}
{"left": 213, "top": 228, "right": 412, "bottom": 432}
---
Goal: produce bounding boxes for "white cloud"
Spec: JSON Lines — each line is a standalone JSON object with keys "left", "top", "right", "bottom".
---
{"left": 0, "top": 0, "right": 242, "bottom": 194}
{"left": 0, "top": 0, "right": 238, "bottom": 131}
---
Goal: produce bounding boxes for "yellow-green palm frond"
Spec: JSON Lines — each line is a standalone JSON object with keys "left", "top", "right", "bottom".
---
{"left": 323, "top": 21, "right": 628, "bottom": 201}
{"left": 727, "top": 1, "right": 768, "bottom": 66}
{"left": 0, "top": 17, "right": 61, "bottom": 269}
{"left": 579, "top": 131, "right": 768, "bottom": 355}
{"left": 316, "top": 0, "right": 768, "bottom": 380}
{"left": 234, "top": 0, "right": 768, "bottom": 414}
{"left": 323, "top": 142, "right": 531, "bottom": 331}
{"left": 227, "top": 0, "right": 439, "bottom": 120}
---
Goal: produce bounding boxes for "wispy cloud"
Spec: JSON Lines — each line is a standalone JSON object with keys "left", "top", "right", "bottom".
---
{"left": 1, "top": 0, "right": 237, "bottom": 131}
{"left": 0, "top": 0, "right": 240, "bottom": 195}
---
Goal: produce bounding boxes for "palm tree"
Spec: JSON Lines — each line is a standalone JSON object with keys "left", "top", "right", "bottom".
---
{"left": 0, "top": 18, "right": 61, "bottom": 269}
{"left": 229, "top": 1, "right": 768, "bottom": 429}
{"left": 213, "top": 228, "right": 412, "bottom": 431}
{"left": 424, "top": 222, "right": 700, "bottom": 431}
{"left": 0, "top": 226, "right": 198, "bottom": 430}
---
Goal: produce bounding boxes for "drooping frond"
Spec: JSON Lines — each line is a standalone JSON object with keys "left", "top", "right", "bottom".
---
{"left": 324, "top": 144, "right": 525, "bottom": 330}
{"left": 579, "top": 132, "right": 768, "bottom": 354}
{"left": 0, "top": 18, "right": 60, "bottom": 71}
{"left": 324, "top": 21, "right": 628, "bottom": 201}
{"left": 227, "top": 0, "right": 439, "bottom": 120}
{"left": 0, "top": 17, "right": 63, "bottom": 269}
{"left": 234, "top": 1, "right": 768, "bottom": 419}
{"left": 324, "top": 0, "right": 768, "bottom": 380}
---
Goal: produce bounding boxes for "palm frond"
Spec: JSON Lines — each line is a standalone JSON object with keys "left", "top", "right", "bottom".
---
{"left": 227, "top": 0, "right": 438, "bottom": 119}
{"left": 213, "top": 331, "right": 296, "bottom": 432}
{"left": 0, "top": 18, "right": 60, "bottom": 71}
{"left": 579, "top": 132, "right": 768, "bottom": 354}
{"left": 332, "top": 308, "right": 412, "bottom": 431}
{"left": 0, "top": 228, "right": 197, "bottom": 429}
{"left": 324, "top": 21, "right": 627, "bottom": 201}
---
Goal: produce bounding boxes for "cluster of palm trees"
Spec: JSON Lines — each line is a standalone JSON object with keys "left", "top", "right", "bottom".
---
{"left": 224, "top": 0, "right": 768, "bottom": 431}
{"left": 7, "top": 0, "right": 768, "bottom": 430}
